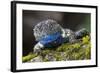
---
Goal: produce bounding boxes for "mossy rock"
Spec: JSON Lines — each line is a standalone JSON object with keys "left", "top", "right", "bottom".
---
{"left": 22, "top": 35, "right": 91, "bottom": 62}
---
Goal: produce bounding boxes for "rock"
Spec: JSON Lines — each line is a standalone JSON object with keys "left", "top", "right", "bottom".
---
{"left": 45, "top": 53, "right": 56, "bottom": 61}
{"left": 30, "top": 56, "right": 43, "bottom": 62}
{"left": 60, "top": 52, "right": 67, "bottom": 61}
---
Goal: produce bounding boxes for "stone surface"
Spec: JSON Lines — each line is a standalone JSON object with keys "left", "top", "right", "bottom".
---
{"left": 30, "top": 56, "right": 43, "bottom": 62}
{"left": 45, "top": 53, "right": 56, "bottom": 61}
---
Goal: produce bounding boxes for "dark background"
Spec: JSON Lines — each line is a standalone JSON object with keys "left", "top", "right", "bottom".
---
{"left": 23, "top": 10, "right": 90, "bottom": 56}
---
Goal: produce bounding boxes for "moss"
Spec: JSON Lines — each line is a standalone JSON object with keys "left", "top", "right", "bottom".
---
{"left": 22, "top": 53, "right": 38, "bottom": 62}
{"left": 54, "top": 52, "right": 62, "bottom": 61}
{"left": 41, "top": 49, "right": 50, "bottom": 55}
{"left": 43, "top": 58, "right": 49, "bottom": 62}
{"left": 23, "top": 35, "right": 91, "bottom": 62}
{"left": 82, "top": 35, "right": 90, "bottom": 44}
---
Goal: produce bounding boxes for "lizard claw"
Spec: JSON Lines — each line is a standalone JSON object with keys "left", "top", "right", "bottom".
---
{"left": 33, "top": 42, "right": 44, "bottom": 54}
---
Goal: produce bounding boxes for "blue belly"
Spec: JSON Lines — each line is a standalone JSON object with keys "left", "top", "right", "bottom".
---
{"left": 39, "top": 32, "right": 69, "bottom": 48}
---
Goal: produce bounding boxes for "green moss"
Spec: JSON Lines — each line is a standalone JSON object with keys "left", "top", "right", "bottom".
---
{"left": 22, "top": 53, "right": 38, "bottom": 62}
{"left": 82, "top": 35, "right": 90, "bottom": 44}
{"left": 41, "top": 49, "right": 50, "bottom": 55}
{"left": 54, "top": 52, "right": 62, "bottom": 61}
{"left": 23, "top": 35, "right": 91, "bottom": 62}
{"left": 43, "top": 58, "right": 49, "bottom": 62}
